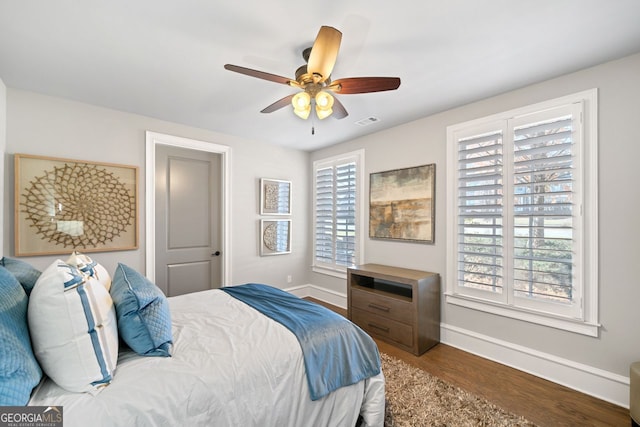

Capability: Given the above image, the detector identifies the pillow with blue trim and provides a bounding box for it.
[66,251,112,291]
[111,263,173,357]
[0,257,41,296]
[0,266,43,405]
[28,260,118,393]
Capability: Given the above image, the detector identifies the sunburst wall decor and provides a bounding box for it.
[15,154,138,256]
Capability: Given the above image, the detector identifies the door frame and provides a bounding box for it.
[145,131,231,286]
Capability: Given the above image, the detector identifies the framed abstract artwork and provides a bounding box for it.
[260,219,291,256]
[14,154,139,256]
[369,163,435,244]
[260,178,291,215]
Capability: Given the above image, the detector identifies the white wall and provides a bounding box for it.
[3,89,310,289]
[310,52,640,406]
[0,78,5,256]
[3,52,638,406]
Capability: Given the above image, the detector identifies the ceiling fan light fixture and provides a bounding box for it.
[315,106,333,120]
[315,91,333,108]
[315,91,334,120]
[224,26,401,122]
[292,92,311,119]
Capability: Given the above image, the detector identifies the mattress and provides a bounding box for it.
[28,288,385,426]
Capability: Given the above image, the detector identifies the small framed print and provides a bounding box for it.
[260,178,291,215]
[260,219,291,256]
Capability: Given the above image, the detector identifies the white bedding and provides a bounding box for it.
[28,289,385,427]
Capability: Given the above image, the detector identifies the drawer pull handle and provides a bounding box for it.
[368,303,390,312]
[368,323,390,333]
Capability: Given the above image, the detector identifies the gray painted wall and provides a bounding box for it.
[2,52,638,393]
[0,78,5,255]
[310,52,640,378]
[3,89,310,289]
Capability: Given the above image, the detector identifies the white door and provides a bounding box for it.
[154,145,222,296]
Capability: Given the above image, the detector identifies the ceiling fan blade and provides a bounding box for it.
[224,64,294,86]
[307,26,342,83]
[261,94,295,113]
[331,96,348,119]
[329,77,401,94]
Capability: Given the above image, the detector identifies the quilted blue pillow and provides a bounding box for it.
[111,263,173,357]
[0,257,41,296]
[0,266,43,405]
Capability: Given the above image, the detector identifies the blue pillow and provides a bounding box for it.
[0,257,41,296]
[0,266,43,405]
[111,263,173,357]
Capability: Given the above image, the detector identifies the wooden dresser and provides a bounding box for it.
[347,263,440,355]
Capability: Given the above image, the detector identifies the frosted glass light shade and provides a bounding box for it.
[292,92,311,119]
[315,91,334,119]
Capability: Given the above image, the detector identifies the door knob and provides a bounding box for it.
[212,251,221,257]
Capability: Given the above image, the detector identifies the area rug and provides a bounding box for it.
[381,352,536,427]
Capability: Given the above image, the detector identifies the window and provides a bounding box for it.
[446,89,598,336]
[313,150,364,277]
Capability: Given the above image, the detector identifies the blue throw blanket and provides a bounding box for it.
[221,283,381,400]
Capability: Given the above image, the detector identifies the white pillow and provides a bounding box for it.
[28,260,118,394]
[66,251,112,291]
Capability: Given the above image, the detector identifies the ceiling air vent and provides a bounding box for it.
[355,116,380,127]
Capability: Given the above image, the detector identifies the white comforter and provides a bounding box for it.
[29,289,385,427]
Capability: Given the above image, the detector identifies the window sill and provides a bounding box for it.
[312,266,347,280]
[445,293,600,337]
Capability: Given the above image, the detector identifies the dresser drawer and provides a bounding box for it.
[351,308,414,348]
[350,287,413,324]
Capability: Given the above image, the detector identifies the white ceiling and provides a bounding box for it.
[1,1,640,151]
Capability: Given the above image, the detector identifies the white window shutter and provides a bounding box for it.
[313,151,362,274]
[315,166,335,265]
[456,129,505,299]
[334,162,357,267]
[510,104,583,318]
[446,90,597,335]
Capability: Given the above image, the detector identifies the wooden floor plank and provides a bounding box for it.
[306,297,630,427]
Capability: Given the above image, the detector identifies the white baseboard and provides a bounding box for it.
[441,323,629,408]
[286,284,630,408]
[286,284,347,309]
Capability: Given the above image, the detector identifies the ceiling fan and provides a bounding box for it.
[224,26,401,121]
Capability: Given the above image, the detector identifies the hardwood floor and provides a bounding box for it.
[307,298,630,427]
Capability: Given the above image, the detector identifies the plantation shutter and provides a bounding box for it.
[511,109,578,306]
[314,159,358,269]
[448,90,596,333]
[456,129,505,296]
[315,166,335,264]
[335,162,357,267]
[453,103,582,314]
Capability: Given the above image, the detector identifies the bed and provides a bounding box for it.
[26,282,385,426]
